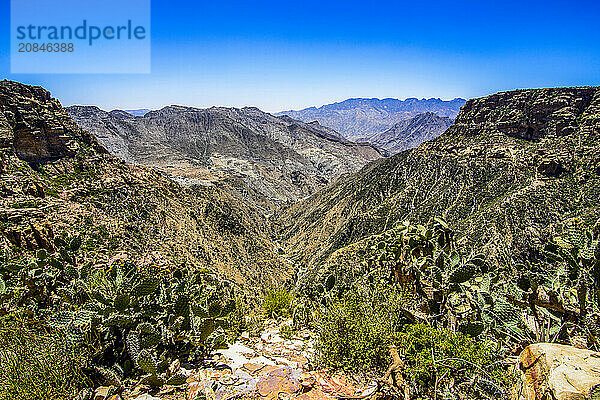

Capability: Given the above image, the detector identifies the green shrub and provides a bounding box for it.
[279,323,297,339]
[314,285,510,398]
[314,283,409,372]
[0,314,88,400]
[227,294,264,339]
[399,324,510,398]
[262,287,293,319]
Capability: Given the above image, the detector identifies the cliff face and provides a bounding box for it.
[0,81,292,289]
[447,87,600,139]
[0,81,104,163]
[67,104,382,208]
[277,87,600,283]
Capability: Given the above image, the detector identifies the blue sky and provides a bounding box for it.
[1,0,599,112]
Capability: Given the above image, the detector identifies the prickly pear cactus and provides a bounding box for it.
[0,231,237,387]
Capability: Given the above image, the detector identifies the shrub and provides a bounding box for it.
[262,287,293,319]
[0,314,88,400]
[313,285,511,398]
[314,283,409,372]
[399,324,510,398]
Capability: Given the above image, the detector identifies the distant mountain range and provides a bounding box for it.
[358,112,454,155]
[277,97,466,140]
[124,108,152,117]
[67,105,382,208]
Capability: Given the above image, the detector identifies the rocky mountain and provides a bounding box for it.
[0,81,292,288]
[277,87,600,283]
[67,105,382,208]
[358,112,454,155]
[124,108,152,117]
[277,97,465,140]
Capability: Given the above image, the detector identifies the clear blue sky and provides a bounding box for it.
[1,0,599,112]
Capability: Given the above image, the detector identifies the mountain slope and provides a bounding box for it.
[277,97,465,140]
[0,81,291,288]
[277,87,600,282]
[359,112,454,155]
[67,105,382,207]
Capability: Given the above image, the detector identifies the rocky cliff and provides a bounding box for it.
[277,97,465,140]
[67,105,382,207]
[0,81,105,163]
[0,81,291,288]
[358,112,454,155]
[277,87,600,282]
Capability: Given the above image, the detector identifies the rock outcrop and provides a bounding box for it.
[447,87,600,139]
[277,97,465,140]
[0,81,103,163]
[514,343,600,400]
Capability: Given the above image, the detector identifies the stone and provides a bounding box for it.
[514,343,600,400]
[295,388,335,400]
[244,362,266,373]
[93,387,114,400]
[537,158,562,176]
[256,367,301,398]
[312,371,355,396]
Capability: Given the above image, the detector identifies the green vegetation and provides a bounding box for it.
[0,314,88,400]
[9,200,39,209]
[0,231,236,395]
[398,324,509,398]
[313,282,509,398]
[309,216,600,398]
[262,287,294,319]
[314,283,408,371]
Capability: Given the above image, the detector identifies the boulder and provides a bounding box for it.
[514,343,600,400]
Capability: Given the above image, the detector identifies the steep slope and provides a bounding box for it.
[277,87,600,282]
[277,97,465,140]
[0,81,291,288]
[359,112,454,155]
[67,105,382,207]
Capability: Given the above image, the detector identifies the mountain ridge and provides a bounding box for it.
[67,104,383,208]
[277,97,466,139]
[358,112,454,155]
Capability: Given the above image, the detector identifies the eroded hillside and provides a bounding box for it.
[358,112,454,155]
[0,81,292,289]
[67,105,382,209]
[277,87,600,283]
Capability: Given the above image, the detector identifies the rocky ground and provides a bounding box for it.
[91,321,379,400]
